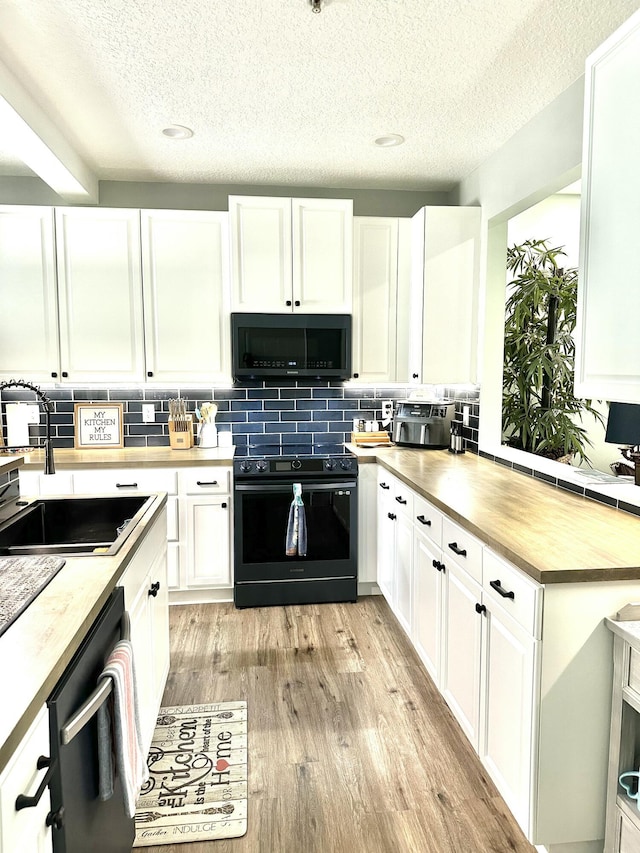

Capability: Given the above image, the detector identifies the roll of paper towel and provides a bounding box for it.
[6,403,33,447]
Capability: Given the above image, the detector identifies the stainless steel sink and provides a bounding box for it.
[0,494,154,557]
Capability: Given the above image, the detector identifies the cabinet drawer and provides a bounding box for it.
[178,468,230,494]
[482,548,542,638]
[390,479,414,519]
[618,808,640,853]
[413,494,442,546]
[442,517,482,584]
[74,467,177,495]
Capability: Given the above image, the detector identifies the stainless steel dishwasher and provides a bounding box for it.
[47,586,135,853]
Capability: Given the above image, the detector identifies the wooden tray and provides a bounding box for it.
[351,431,393,446]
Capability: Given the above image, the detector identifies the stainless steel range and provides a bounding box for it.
[233,445,358,608]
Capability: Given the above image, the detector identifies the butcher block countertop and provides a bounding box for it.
[0,492,167,774]
[19,445,235,469]
[0,454,24,475]
[348,445,640,585]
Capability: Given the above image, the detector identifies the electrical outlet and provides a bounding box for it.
[381,400,394,420]
[24,404,40,424]
[142,403,156,423]
[462,405,470,427]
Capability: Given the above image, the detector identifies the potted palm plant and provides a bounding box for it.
[502,238,603,464]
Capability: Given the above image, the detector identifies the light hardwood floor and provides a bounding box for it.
[143,596,536,853]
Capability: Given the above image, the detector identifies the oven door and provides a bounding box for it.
[234,480,357,583]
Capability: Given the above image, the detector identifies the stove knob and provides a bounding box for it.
[256,460,268,472]
[292,459,302,470]
[239,461,252,473]
[339,458,353,470]
[325,458,337,471]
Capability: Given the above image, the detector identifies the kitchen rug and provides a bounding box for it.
[0,556,66,638]
[133,701,248,847]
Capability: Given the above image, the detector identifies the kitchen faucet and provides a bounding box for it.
[0,379,55,474]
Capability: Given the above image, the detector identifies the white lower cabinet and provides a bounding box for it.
[376,470,397,604]
[394,512,413,636]
[118,510,170,758]
[441,558,484,748]
[0,706,52,853]
[178,468,232,590]
[480,599,537,838]
[182,494,231,587]
[412,528,445,686]
[376,468,414,622]
[356,463,378,585]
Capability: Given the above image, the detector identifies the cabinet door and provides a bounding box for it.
[183,494,231,587]
[0,206,59,383]
[0,706,52,853]
[410,206,481,385]
[357,463,378,584]
[229,196,292,312]
[127,576,154,755]
[141,210,231,383]
[148,547,170,725]
[395,511,413,636]
[480,602,538,839]
[55,207,145,382]
[412,529,444,686]
[376,476,396,606]
[575,10,640,402]
[352,217,398,382]
[292,198,353,313]
[441,559,483,749]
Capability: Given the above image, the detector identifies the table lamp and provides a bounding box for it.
[605,402,640,485]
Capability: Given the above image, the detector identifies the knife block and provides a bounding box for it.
[169,415,194,449]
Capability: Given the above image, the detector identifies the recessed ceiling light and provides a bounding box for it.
[374,134,405,148]
[162,125,194,139]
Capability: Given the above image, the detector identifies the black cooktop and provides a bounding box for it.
[234,442,356,478]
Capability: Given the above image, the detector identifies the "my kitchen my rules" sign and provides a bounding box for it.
[74,402,124,448]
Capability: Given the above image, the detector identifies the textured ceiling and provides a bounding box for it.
[0,0,639,191]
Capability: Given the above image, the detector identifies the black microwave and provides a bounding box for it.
[231,313,352,380]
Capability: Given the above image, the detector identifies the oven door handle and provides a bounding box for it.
[235,481,357,493]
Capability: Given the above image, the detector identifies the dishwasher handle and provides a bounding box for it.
[60,610,131,746]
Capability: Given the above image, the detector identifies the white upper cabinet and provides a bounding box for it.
[229,195,353,313]
[0,206,60,383]
[55,207,145,383]
[291,198,353,313]
[141,209,231,384]
[575,9,640,402]
[409,206,481,385]
[352,217,400,383]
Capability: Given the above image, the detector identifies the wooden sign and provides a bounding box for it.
[74,403,124,449]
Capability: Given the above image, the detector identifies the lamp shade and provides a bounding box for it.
[605,402,640,445]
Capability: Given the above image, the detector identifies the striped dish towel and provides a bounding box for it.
[97,639,149,818]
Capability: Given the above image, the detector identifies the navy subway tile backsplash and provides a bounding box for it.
[0,382,481,452]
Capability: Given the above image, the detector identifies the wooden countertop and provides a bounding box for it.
[18,445,235,469]
[0,492,167,773]
[0,454,24,476]
[349,445,640,585]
